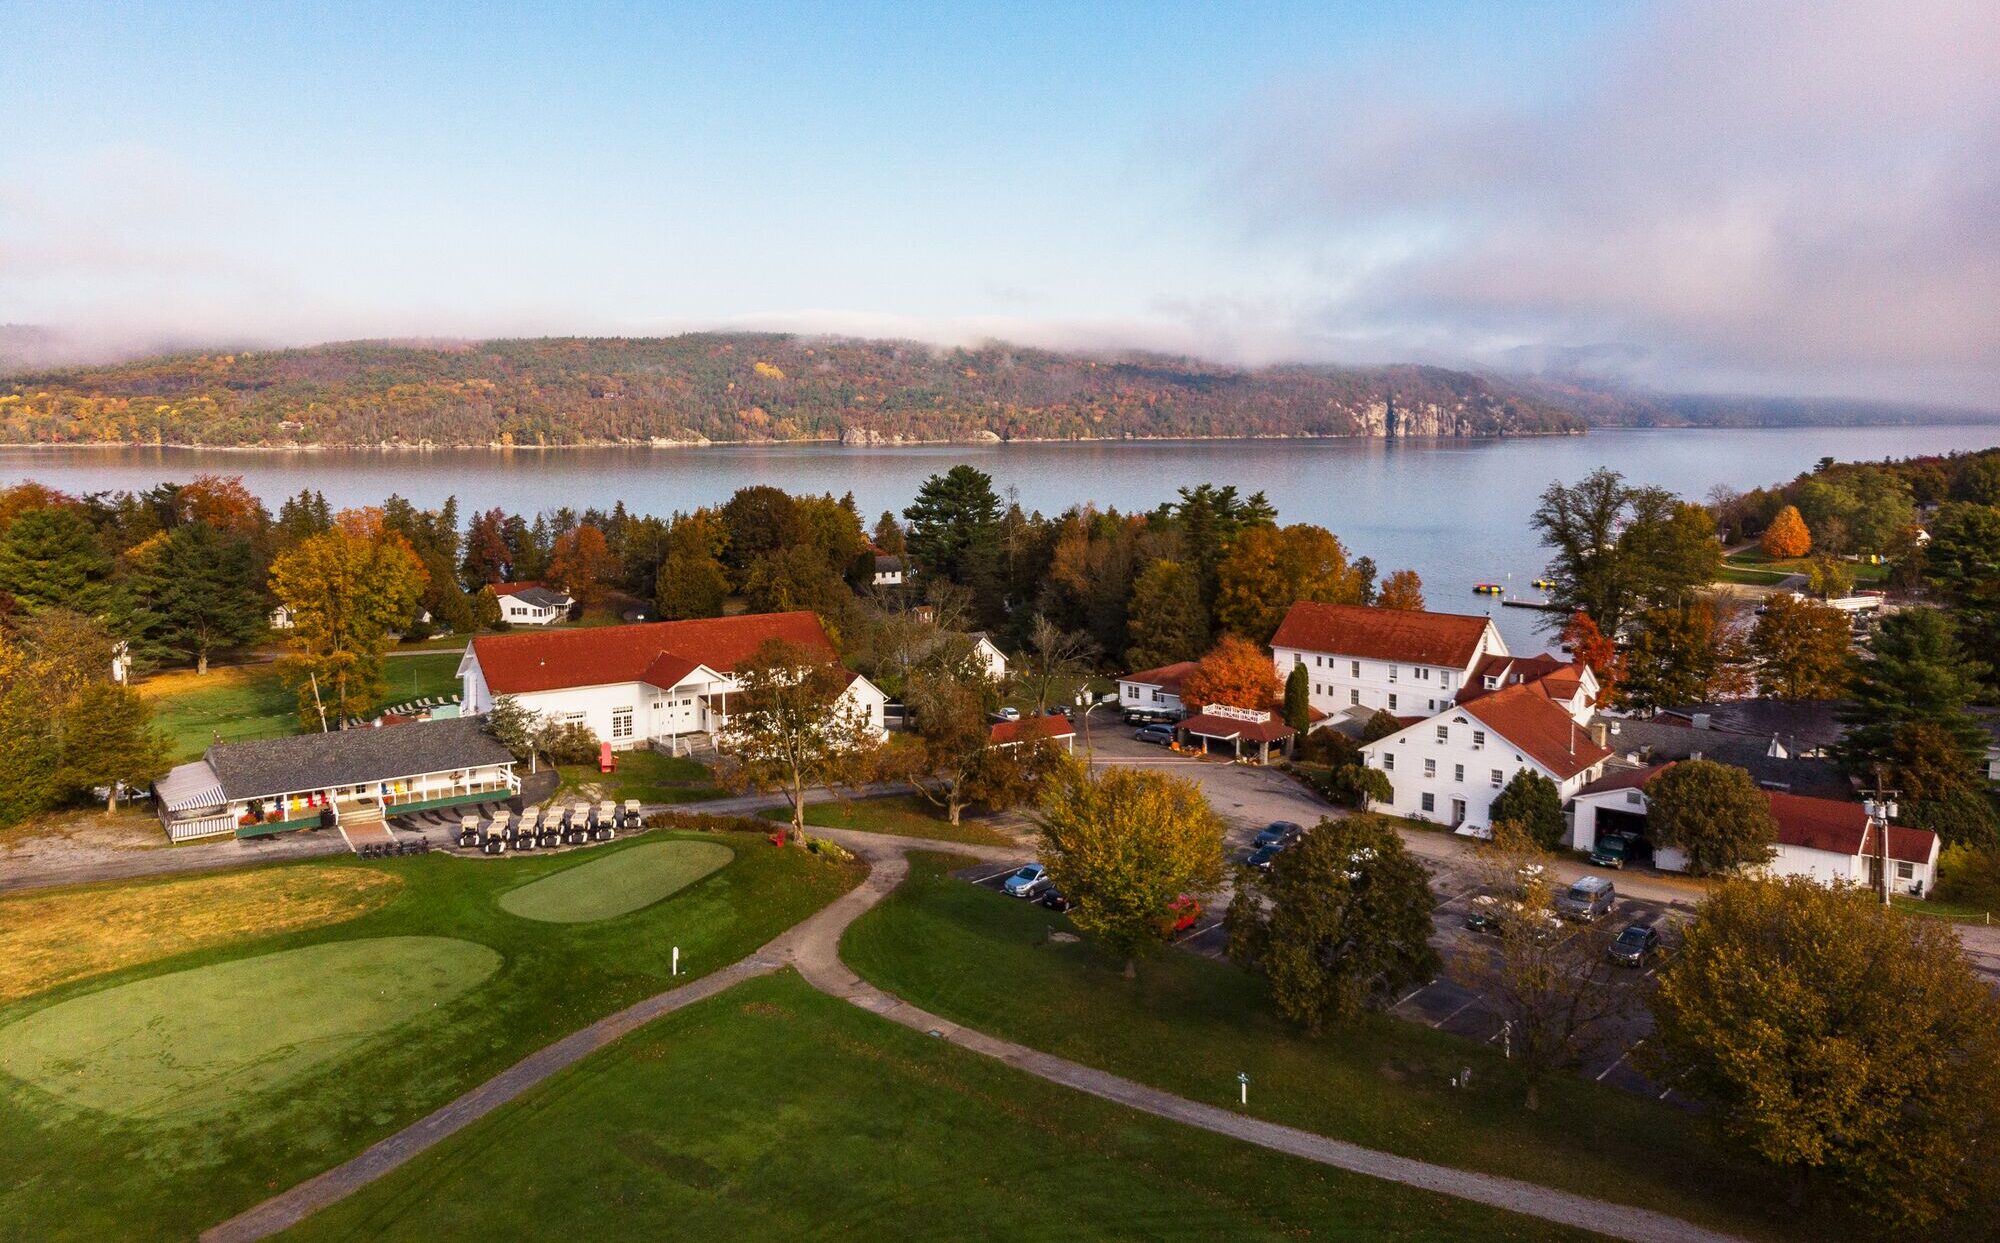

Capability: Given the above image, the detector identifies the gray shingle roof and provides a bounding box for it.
[508,587,570,609]
[1596,716,1854,800]
[204,716,514,800]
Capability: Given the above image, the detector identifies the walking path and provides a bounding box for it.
[202,828,1743,1243]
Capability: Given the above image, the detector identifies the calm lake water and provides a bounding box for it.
[5,424,1997,652]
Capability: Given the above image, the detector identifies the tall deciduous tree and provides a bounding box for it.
[655,548,730,620]
[1644,759,1777,875]
[1123,558,1209,671]
[56,683,168,810]
[1760,504,1812,558]
[1180,635,1282,712]
[1646,876,2000,1226]
[1376,569,1425,610]
[1619,599,1749,711]
[1558,611,1622,706]
[1531,470,1719,638]
[1489,769,1565,849]
[1748,594,1850,698]
[1214,523,1365,642]
[548,523,619,605]
[1036,763,1226,978]
[129,522,264,674]
[1226,814,1438,1033]
[1020,613,1096,713]
[269,528,428,726]
[718,638,880,838]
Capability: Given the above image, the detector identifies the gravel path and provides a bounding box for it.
[202,827,1744,1243]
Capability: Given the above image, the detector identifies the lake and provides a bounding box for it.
[5,424,1997,652]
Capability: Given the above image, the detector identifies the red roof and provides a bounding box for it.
[1457,654,1587,706]
[988,716,1075,746]
[492,581,562,597]
[1578,762,1672,796]
[1179,710,1295,744]
[1579,767,1937,866]
[1271,603,1492,668]
[471,612,834,694]
[1460,684,1612,780]
[1123,660,1197,693]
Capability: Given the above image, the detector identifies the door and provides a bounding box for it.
[1451,797,1466,827]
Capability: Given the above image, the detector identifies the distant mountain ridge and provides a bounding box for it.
[0,333,1988,448]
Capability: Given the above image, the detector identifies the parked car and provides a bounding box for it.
[1465,893,1561,940]
[1133,723,1176,746]
[1253,821,1304,850]
[1556,875,1617,923]
[1002,863,1050,898]
[1606,922,1661,967]
[1159,894,1202,936]
[1246,844,1281,871]
[1590,829,1643,869]
[1043,705,1073,719]
[1039,888,1074,912]
[991,707,1022,722]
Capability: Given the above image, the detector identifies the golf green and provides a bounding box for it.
[499,840,734,923]
[0,936,500,1121]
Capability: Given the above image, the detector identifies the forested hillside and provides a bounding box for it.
[0,334,1584,447]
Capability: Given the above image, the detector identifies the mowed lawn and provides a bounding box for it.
[761,793,1019,847]
[0,829,861,1240]
[554,749,723,805]
[840,854,1884,1243]
[140,652,467,762]
[375,651,465,707]
[285,971,1596,1243]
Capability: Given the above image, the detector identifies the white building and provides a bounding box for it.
[458,611,887,751]
[872,554,905,587]
[493,583,574,626]
[1358,670,1609,834]
[1118,660,1197,719]
[1270,603,1508,720]
[1570,764,1940,897]
[970,633,1009,683]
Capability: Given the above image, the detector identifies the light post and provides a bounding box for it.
[1074,691,1106,758]
[1236,1071,1249,1106]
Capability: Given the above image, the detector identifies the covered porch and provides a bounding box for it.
[1177,706,1296,764]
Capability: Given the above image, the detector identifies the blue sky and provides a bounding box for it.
[3,2,1996,405]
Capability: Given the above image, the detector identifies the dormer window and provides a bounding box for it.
[1483,675,1499,690]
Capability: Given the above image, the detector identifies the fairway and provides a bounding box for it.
[0,937,499,1120]
[499,840,734,923]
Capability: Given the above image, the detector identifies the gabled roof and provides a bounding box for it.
[873,554,904,572]
[1271,603,1493,668]
[1596,717,1855,799]
[1576,766,1935,865]
[1459,683,1613,780]
[1179,710,1296,744]
[1457,654,1588,706]
[202,716,514,801]
[1577,762,1671,796]
[1656,699,1846,751]
[1121,660,1197,693]
[492,581,572,602]
[988,716,1075,746]
[471,611,835,695]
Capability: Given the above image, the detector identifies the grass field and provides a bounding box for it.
[286,971,1595,1243]
[139,663,301,760]
[1722,549,1889,585]
[0,937,500,1119]
[499,840,734,923]
[0,867,400,1003]
[553,749,722,805]
[373,652,465,708]
[0,829,861,1239]
[839,853,1883,1243]
[760,793,1018,847]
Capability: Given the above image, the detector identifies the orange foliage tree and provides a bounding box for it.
[177,474,265,537]
[1180,635,1283,712]
[1760,505,1812,559]
[1559,611,1623,706]
[550,524,619,604]
[1377,569,1425,610]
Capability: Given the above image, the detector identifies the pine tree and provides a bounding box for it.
[131,522,264,674]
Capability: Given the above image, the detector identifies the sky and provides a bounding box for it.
[2,0,1996,406]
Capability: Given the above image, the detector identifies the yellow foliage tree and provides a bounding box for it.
[270,530,428,725]
[1760,505,1812,559]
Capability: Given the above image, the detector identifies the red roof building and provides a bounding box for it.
[1272,602,1496,668]
[988,716,1076,750]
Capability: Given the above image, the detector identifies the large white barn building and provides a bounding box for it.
[1270,602,1508,720]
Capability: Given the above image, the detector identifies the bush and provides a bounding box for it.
[538,721,601,765]
[1934,844,2000,911]
[403,619,435,642]
[1323,763,1393,807]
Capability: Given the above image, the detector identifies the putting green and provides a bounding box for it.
[0,936,499,1121]
[499,840,734,923]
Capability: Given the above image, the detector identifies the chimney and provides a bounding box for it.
[1589,721,1609,747]
[1691,712,1712,730]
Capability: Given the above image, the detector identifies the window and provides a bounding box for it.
[611,708,634,740]
[1483,675,1499,690]
[1381,752,1395,771]
[1472,729,1486,750]
[1415,667,1431,682]
[1421,793,1435,813]
[1388,666,1398,683]
[1626,791,1644,806]
[1387,694,1398,710]
[1441,671,1453,689]
[1897,861,1914,880]
[1293,653,1304,665]
[1350,689,1360,706]
[1125,684,1138,699]
[1316,655,1323,667]
[1454,764,1465,782]
[1350,660,1360,677]
[1435,724,1449,743]
[1491,769,1503,787]
[1423,758,1436,778]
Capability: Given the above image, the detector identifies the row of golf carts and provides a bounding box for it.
[458,800,643,854]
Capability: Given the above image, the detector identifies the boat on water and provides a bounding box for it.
[1532,577,1556,590]
[1473,583,1503,595]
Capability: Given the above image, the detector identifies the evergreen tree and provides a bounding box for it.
[1123,559,1208,670]
[1283,661,1311,731]
[56,683,167,811]
[903,466,1003,618]
[1838,609,1989,783]
[130,522,264,674]
[1489,769,1565,848]
[655,548,730,620]
[0,507,116,616]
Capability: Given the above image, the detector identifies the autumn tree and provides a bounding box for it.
[128,522,265,674]
[1214,523,1365,642]
[1489,769,1565,849]
[743,544,851,618]
[548,523,619,605]
[1123,558,1209,670]
[1619,599,1750,711]
[718,638,880,839]
[1748,594,1850,698]
[1804,554,1853,599]
[1557,611,1621,706]
[461,507,511,585]
[1760,504,1812,558]
[1036,763,1226,978]
[656,548,730,620]
[1645,759,1777,875]
[900,649,1009,825]
[268,528,428,726]
[56,683,168,811]
[1020,613,1096,713]
[1531,470,1720,638]
[1226,814,1438,1033]
[1376,569,1425,610]
[1646,876,2000,1226]
[174,474,266,538]
[1181,635,1282,712]
[1461,822,1632,1110]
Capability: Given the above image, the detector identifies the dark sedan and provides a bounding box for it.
[1606,922,1661,967]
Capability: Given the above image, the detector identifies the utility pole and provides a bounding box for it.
[1861,765,1899,908]
[308,670,329,734]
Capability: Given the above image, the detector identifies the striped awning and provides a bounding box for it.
[156,760,228,813]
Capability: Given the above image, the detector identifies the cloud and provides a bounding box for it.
[1210,0,2000,405]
